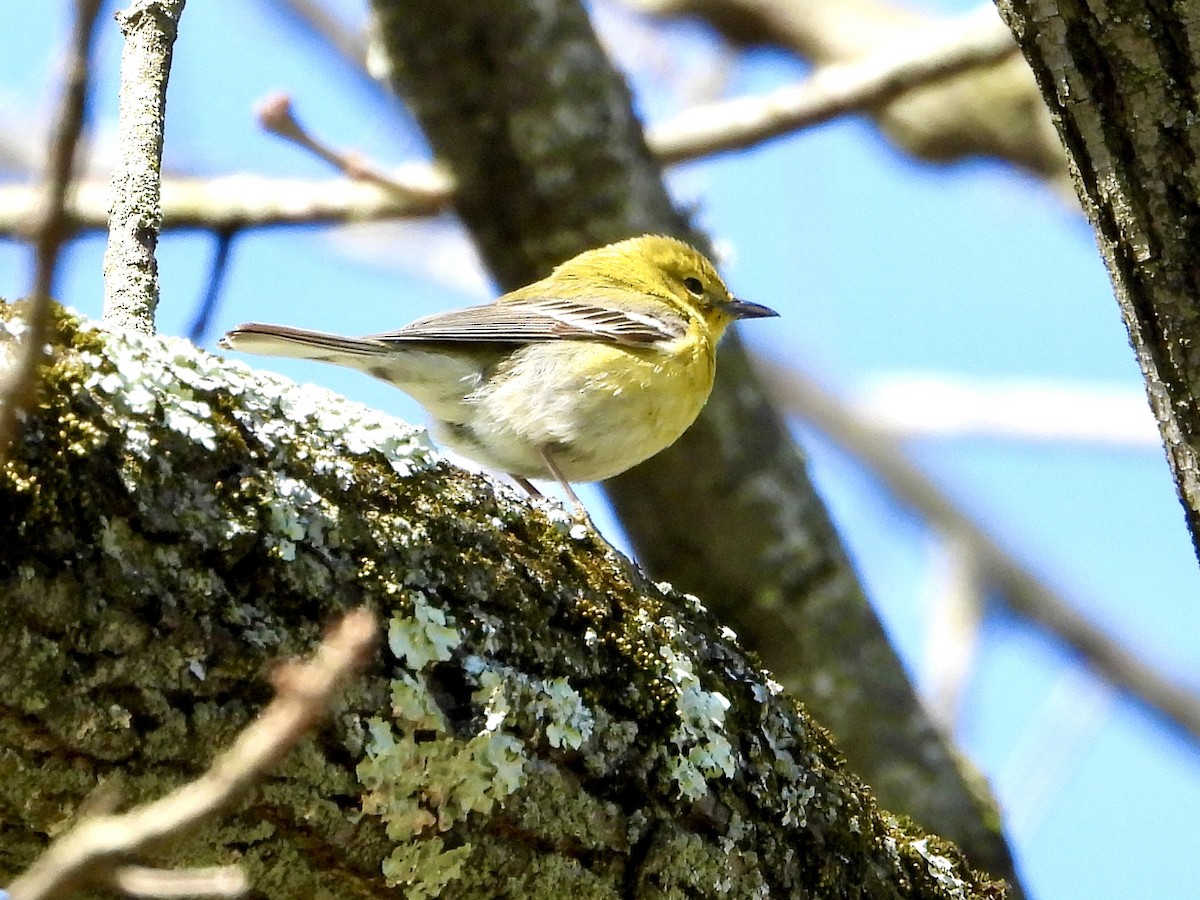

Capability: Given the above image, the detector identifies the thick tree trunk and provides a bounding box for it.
[998,0,1200,557]
[0,304,1004,898]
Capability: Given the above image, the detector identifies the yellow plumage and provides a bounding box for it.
[220,234,777,511]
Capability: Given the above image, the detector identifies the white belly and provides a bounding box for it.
[431,336,714,482]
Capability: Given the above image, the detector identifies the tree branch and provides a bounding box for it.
[0,0,102,456]
[0,302,1005,899]
[648,5,1020,163]
[630,0,1068,180]
[758,359,1200,743]
[0,170,453,235]
[6,610,376,900]
[0,7,1044,239]
[101,0,186,333]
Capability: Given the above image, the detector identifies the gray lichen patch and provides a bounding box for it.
[0,302,1006,898]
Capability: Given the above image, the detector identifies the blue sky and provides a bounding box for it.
[4,3,1200,897]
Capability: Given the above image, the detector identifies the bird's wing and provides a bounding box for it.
[370,297,688,348]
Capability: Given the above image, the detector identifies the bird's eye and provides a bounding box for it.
[683,276,704,297]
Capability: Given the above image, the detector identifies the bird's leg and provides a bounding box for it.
[537,447,591,524]
[510,475,544,499]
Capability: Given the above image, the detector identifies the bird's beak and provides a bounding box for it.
[728,298,780,319]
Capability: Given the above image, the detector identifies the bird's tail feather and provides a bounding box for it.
[219,323,387,362]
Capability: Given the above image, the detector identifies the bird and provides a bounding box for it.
[220,234,777,516]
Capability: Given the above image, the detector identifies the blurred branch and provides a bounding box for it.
[628,0,1069,182]
[0,0,102,456]
[266,0,369,71]
[101,0,187,333]
[0,170,453,234]
[186,228,237,342]
[112,865,247,899]
[851,374,1157,448]
[6,609,377,900]
[758,358,1200,743]
[255,92,444,205]
[649,5,1018,163]
[25,0,100,301]
[0,5,1043,239]
[919,537,985,732]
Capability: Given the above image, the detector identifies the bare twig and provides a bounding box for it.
[757,358,1200,743]
[851,375,1158,448]
[919,537,985,731]
[266,0,370,72]
[647,5,1019,163]
[186,229,237,342]
[256,92,449,206]
[0,0,103,456]
[113,864,247,899]
[6,609,377,900]
[101,0,186,333]
[259,10,1018,193]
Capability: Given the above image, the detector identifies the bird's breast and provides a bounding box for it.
[450,327,717,482]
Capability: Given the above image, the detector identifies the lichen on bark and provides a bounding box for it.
[0,301,1005,898]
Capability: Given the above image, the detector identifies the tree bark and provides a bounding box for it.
[368,0,1021,889]
[996,0,1200,558]
[0,303,1005,898]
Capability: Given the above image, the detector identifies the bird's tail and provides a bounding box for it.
[220,322,486,419]
[220,323,388,363]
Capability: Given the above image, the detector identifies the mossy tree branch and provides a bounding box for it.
[0,303,1005,898]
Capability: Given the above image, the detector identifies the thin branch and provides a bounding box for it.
[186,228,237,343]
[101,0,187,333]
[919,536,985,732]
[265,0,370,72]
[113,865,247,899]
[756,358,1200,743]
[647,5,1019,163]
[261,11,1019,194]
[629,0,1068,180]
[0,170,453,234]
[27,0,102,300]
[850,374,1158,448]
[6,609,377,900]
[0,0,103,456]
[255,92,444,203]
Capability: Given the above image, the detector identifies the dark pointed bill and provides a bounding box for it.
[728,299,780,319]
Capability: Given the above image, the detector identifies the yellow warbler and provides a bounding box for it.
[220,234,777,512]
